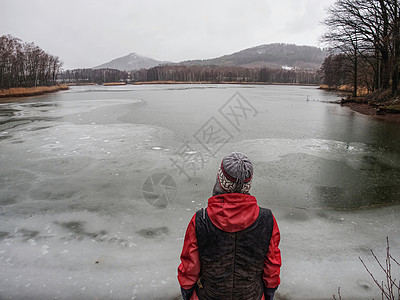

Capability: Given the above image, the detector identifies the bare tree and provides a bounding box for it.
[359,238,400,300]
[321,0,400,95]
[0,35,63,89]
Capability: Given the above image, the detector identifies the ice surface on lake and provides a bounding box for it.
[1,85,399,299]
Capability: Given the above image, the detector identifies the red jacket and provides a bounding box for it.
[178,193,281,299]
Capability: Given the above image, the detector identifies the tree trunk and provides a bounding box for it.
[353,47,358,97]
[392,0,399,95]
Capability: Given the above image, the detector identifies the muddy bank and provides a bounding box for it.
[341,101,400,123]
[320,85,400,123]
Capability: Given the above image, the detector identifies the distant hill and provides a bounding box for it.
[180,43,328,70]
[93,52,171,71]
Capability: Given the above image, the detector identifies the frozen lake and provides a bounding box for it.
[0,84,399,299]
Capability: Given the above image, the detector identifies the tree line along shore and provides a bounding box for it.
[0,34,68,99]
[58,65,321,86]
[320,0,400,119]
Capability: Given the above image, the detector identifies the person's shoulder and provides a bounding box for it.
[258,207,275,224]
[194,207,207,219]
[258,206,272,215]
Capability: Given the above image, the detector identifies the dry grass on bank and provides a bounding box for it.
[338,84,369,96]
[0,85,69,98]
[320,84,370,97]
[103,82,127,86]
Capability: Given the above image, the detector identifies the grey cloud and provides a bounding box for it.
[0,0,336,69]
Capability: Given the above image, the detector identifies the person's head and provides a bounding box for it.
[212,152,253,196]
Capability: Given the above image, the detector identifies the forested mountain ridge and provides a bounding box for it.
[180,43,328,70]
[94,44,328,72]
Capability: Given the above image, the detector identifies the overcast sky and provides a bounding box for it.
[1,0,336,69]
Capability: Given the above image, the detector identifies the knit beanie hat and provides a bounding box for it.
[212,152,253,195]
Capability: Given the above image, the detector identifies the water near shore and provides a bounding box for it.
[1,84,399,299]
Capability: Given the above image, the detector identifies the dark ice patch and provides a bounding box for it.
[0,135,11,140]
[283,210,310,222]
[26,102,58,108]
[11,139,24,144]
[136,227,169,239]
[316,184,400,209]
[0,195,17,206]
[315,186,345,207]
[30,185,79,201]
[314,211,343,223]
[28,126,52,131]
[0,231,10,240]
[355,245,372,256]
[0,119,32,131]
[357,279,372,290]
[0,117,58,132]
[59,221,86,235]
[0,108,20,117]
[358,155,394,172]
[56,221,108,242]
[17,228,39,240]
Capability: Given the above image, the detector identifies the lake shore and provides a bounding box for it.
[132,80,318,86]
[0,85,69,99]
[320,85,400,123]
[341,101,400,123]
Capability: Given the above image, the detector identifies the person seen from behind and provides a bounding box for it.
[177,152,281,300]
